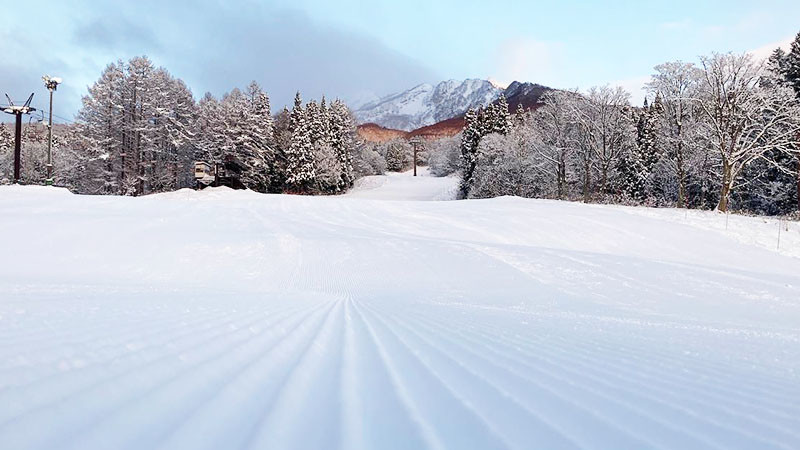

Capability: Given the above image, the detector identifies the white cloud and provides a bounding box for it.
[487,77,508,90]
[610,76,650,106]
[749,36,794,61]
[490,38,564,86]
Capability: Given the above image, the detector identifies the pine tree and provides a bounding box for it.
[491,95,511,135]
[514,103,526,125]
[77,56,196,195]
[306,100,323,145]
[270,106,292,192]
[0,124,14,183]
[768,49,789,85]
[767,35,800,213]
[319,96,330,144]
[220,81,276,192]
[459,108,481,197]
[636,97,661,172]
[783,32,800,211]
[273,106,292,155]
[621,97,662,201]
[195,92,226,164]
[285,92,316,193]
[147,69,196,192]
[329,100,355,192]
[458,96,513,198]
[784,31,800,97]
[77,61,126,194]
[617,150,648,202]
[122,56,156,195]
[219,87,246,179]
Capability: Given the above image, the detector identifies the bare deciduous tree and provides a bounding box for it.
[696,52,800,211]
[647,61,704,208]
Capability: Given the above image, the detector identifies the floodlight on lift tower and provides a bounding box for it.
[2,93,37,183]
[43,76,62,185]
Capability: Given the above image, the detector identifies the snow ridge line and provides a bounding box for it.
[401,307,763,449]
[349,301,448,450]
[0,301,315,427]
[70,300,334,449]
[339,299,363,450]
[236,299,343,450]
[151,299,338,450]
[0,300,324,449]
[368,303,671,449]
[0,302,275,390]
[400,308,799,448]
[357,302,524,450]
[487,304,799,401]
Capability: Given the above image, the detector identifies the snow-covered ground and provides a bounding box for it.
[1,171,799,449]
[346,167,458,201]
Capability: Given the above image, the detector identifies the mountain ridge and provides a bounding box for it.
[356,80,554,142]
[355,79,502,131]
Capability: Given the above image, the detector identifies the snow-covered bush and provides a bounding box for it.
[352,142,386,177]
[428,134,461,177]
[468,131,541,199]
[384,139,412,172]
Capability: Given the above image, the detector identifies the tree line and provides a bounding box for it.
[0,56,382,195]
[435,36,800,214]
[4,38,800,217]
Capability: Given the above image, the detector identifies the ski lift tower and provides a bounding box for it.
[409,136,424,177]
[2,93,36,183]
[42,76,62,185]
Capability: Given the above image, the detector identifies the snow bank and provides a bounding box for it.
[608,203,800,259]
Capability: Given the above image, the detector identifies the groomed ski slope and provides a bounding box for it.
[1,169,799,450]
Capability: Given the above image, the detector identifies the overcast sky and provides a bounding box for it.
[2,0,799,122]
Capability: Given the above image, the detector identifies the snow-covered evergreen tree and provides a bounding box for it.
[319,96,331,144]
[329,100,356,192]
[237,81,276,192]
[514,103,527,125]
[384,139,412,172]
[306,100,323,145]
[784,32,800,97]
[779,34,800,213]
[77,61,126,193]
[194,92,226,165]
[78,56,195,195]
[0,124,15,183]
[459,108,481,197]
[621,96,662,201]
[489,95,511,135]
[270,106,291,192]
[286,92,316,193]
[458,96,513,197]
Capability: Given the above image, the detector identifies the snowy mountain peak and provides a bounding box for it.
[356,79,502,131]
[487,77,508,90]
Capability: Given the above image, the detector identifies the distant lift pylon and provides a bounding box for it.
[2,93,36,183]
